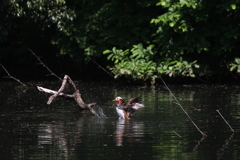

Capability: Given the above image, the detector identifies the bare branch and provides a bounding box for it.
[160,76,207,138]
[47,75,68,104]
[37,86,74,98]
[0,63,28,88]
[173,101,181,106]
[38,75,97,115]
[216,110,234,132]
[64,74,78,91]
[173,131,183,139]
[28,48,62,81]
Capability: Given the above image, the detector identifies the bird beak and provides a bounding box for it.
[113,99,117,101]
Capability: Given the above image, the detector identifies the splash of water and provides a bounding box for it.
[92,105,107,118]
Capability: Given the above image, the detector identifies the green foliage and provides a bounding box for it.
[2,0,240,82]
[104,44,157,83]
[229,58,240,73]
[104,0,240,82]
[104,44,200,84]
[151,0,240,60]
[49,0,159,59]
[1,0,159,68]
[0,0,75,41]
[157,59,199,77]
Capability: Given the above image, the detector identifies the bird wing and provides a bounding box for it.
[122,96,144,116]
[125,96,142,107]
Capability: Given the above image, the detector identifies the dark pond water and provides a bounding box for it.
[0,80,239,160]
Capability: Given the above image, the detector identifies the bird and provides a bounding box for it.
[113,96,144,119]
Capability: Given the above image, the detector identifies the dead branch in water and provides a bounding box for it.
[160,77,207,138]
[173,131,183,139]
[0,63,28,88]
[37,86,74,98]
[216,110,234,132]
[38,75,97,115]
[28,49,97,115]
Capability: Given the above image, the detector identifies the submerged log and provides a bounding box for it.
[37,75,96,115]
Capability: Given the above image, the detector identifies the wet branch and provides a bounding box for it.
[37,86,73,98]
[160,77,207,138]
[47,75,68,104]
[0,63,28,88]
[38,75,97,115]
[28,49,97,115]
[216,110,234,132]
[173,131,183,139]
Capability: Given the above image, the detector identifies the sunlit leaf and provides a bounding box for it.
[103,50,112,54]
[235,58,240,64]
[231,4,236,10]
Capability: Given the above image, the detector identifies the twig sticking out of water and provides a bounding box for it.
[216,110,234,132]
[160,77,207,138]
[173,131,183,139]
[0,63,28,88]
[28,48,62,81]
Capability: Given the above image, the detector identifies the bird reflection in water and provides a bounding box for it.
[114,119,145,146]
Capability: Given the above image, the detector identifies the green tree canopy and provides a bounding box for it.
[105,0,240,83]
[0,0,159,67]
[1,0,240,83]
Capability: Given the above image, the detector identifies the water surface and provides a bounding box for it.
[0,81,239,160]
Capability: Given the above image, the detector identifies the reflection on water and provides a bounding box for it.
[0,81,240,160]
[114,119,144,146]
[216,132,235,160]
[38,123,70,159]
[37,117,107,159]
[38,124,53,145]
